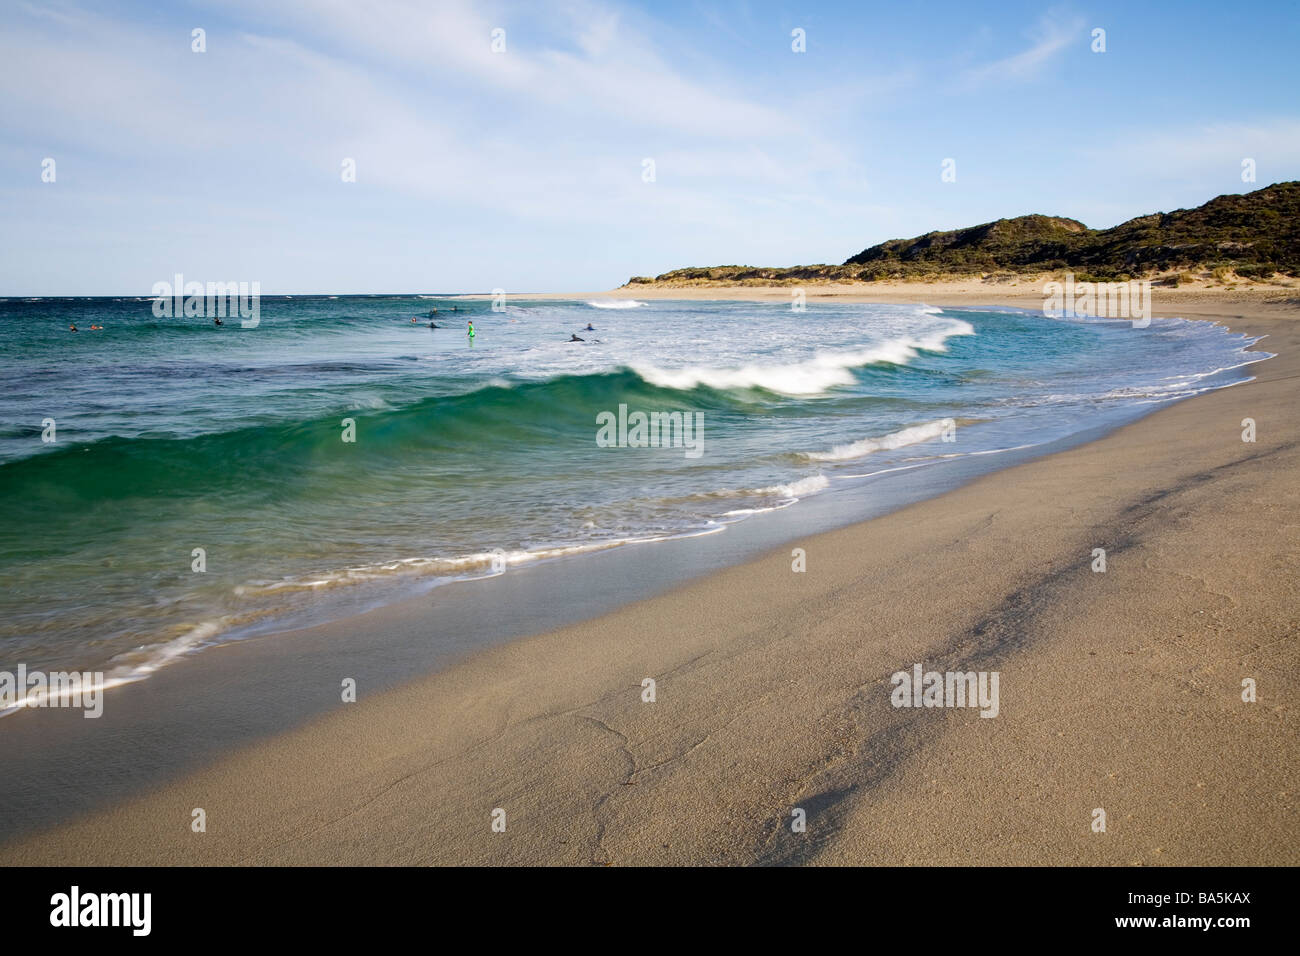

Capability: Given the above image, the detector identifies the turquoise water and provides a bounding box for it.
[0,295,1267,692]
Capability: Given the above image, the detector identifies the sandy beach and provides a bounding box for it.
[1,286,1294,867]
[531,273,1300,315]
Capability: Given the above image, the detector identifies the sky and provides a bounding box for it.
[2,0,1299,295]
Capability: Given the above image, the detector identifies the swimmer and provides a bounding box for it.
[569,333,585,342]
[585,323,595,331]
[214,318,223,327]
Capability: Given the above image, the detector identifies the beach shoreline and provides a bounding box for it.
[472,274,1300,315]
[2,290,1295,866]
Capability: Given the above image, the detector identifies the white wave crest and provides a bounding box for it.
[586,299,646,309]
[754,474,831,498]
[805,419,956,462]
[632,320,973,396]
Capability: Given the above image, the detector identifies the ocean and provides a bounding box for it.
[0,294,1268,702]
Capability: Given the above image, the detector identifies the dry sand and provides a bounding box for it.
[3,290,1296,866]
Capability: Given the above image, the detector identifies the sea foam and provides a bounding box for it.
[632,320,974,396]
[804,419,957,462]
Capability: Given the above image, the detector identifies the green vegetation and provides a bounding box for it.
[627,182,1300,286]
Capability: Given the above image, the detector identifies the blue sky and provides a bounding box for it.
[2,0,1298,294]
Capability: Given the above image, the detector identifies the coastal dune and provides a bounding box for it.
[2,298,1296,867]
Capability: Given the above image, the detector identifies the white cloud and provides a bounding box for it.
[1092,119,1300,177]
[964,12,1084,86]
[214,0,796,138]
[0,0,857,230]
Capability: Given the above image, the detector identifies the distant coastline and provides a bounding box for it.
[617,182,1300,294]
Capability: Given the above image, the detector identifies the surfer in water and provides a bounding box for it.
[569,333,585,342]
[585,323,595,331]
[214,317,223,327]
[429,320,439,328]
[69,324,77,332]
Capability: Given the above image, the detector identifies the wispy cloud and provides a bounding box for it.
[217,0,798,138]
[1092,119,1300,173]
[0,0,875,290]
[963,11,1084,86]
